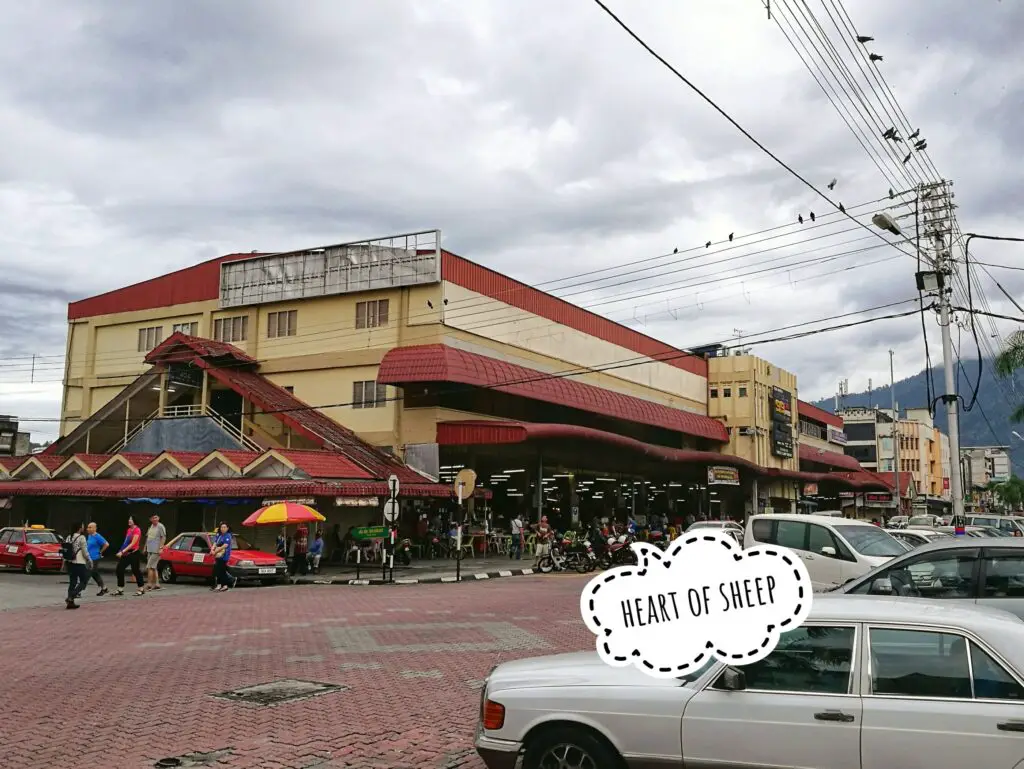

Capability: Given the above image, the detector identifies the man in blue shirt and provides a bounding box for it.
[308,530,325,574]
[85,522,109,597]
[212,523,237,592]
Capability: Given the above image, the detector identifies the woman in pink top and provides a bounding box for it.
[113,516,144,596]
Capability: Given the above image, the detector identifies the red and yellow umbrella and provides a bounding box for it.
[243,502,326,527]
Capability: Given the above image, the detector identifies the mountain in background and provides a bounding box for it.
[810,357,1024,475]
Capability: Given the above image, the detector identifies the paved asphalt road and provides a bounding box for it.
[0,569,592,768]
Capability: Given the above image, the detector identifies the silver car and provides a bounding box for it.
[475,596,1024,769]
[837,538,1024,620]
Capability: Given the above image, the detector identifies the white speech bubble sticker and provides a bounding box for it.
[581,530,812,678]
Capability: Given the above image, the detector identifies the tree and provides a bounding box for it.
[994,331,1024,422]
[987,476,1024,513]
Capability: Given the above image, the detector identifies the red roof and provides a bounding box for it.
[144,332,257,366]
[67,253,268,320]
[65,454,113,471]
[208,450,262,470]
[797,400,843,428]
[23,455,66,471]
[147,451,208,470]
[834,470,915,496]
[273,450,374,480]
[442,250,707,378]
[798,443,862,472]
[117,453,160,470]
[380,344,728,443]
[0,478,473,500]
[206,366,424,483]
[0,456,25,471]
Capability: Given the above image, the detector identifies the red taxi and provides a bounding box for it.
[157,531,287,585]
[0,525,65,574]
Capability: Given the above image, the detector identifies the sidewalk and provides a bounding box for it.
[84,553,541,585]
[296,554,539,585]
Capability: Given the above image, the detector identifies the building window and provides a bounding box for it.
[723,387,732,398]
[213,315,248,343]
[172,322,198,336]
[709,388,719,398]
[355,299,390,329]
[137,326,163,352]
[267,310,297,338]
[738,386,748,397]
[353,380,388,409]
[799,419,824,441]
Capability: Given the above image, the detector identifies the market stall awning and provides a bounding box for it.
[379,344,729,443]
[798,444,863,472]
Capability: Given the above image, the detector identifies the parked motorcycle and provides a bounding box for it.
[597,533,638,569]
[394,537,412,566]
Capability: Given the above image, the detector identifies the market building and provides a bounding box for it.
[0,229,887,533]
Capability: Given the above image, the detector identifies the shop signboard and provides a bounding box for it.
[707,465,741,486]
[770,386,794,458]
[352,525,388,540]
[803,483,819,496]
[864,493,893,503]
[827,426,848,445]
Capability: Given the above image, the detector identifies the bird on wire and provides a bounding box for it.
[705,240,712,248]
[882,127,896,140]
[729,232,734,241]
[908,128,921,140]
[673,247,678,254]
[869,53,883,62]
[798,213,804,224]
[914,139,928,151]
[809,212,816,222]
[888,188,895,199]
[902,152,912,164]
[838,203,845,213]
[856,35,874,43]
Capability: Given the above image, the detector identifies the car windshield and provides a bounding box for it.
[231,535,254,550]
[908,516,934,526]
[688,521,736,529]
[833,525,906,557]
[677,658,716,683]
[25,532,58,545]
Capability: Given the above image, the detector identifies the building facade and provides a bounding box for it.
[0,230,887,532]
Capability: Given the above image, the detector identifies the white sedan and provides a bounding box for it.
[475,596,1024,769]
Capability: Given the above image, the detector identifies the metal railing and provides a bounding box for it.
[108,403,261,453]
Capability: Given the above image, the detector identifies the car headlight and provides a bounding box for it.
[276,559,287,568]
[238,560,255,567]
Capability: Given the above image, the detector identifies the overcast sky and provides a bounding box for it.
[1,0,1021,443]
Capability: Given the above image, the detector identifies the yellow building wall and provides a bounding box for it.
[707,355,798,475]
[441,282,708,409]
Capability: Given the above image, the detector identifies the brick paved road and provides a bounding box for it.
[0,573,592,769]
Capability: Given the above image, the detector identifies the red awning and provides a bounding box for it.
[379,344,728,442]
[0,478,480,500]
[799,443,862,472]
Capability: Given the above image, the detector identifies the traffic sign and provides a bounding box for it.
[454,468,477,502]
[388,474,400,500]
[383,498,399,524]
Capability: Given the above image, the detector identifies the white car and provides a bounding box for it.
[475,597,1024,769]
[886,527,953,549]
[685,520,743,543]
[744,513,906,591]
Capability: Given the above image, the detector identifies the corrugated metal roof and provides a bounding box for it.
[798,443,863,472]
[379,344,728,442]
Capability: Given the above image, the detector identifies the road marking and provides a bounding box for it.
[400,670,444,679]
[338,662,383,670]
[280,622,312,628]
[238,628,271,635]
[190,634,228,641]
[138,641,176,648]
[233,649,272,657]
[286,654,325,663]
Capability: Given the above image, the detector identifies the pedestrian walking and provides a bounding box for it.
[141,514,167,595]
[211,522,237,592]
[85,522,109,596]
[533,515,553,568]
[64,522,91,610]
[509,513,523,560]
[114,515,144,596]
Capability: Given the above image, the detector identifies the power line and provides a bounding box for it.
[13,300,925,425]
[589,0,915,259]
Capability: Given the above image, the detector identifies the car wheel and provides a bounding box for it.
[524,726,622,769]
[159,562,176,584]
[23,556,36,575]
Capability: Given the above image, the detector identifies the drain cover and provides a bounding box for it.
[213,679,346,706]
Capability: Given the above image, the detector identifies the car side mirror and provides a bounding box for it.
[717,667,747,691]
[868,577,894,595]
[820,545,837,557]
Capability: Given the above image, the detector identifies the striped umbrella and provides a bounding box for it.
[243,502,326,527]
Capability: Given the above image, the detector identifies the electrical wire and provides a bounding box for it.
[13,300,927,425]
[589,0,915,259]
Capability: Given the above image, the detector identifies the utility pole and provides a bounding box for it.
[889,350,902,515]
[920,180,965,525]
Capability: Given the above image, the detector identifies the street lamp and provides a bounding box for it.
[871,211,902,236]
[914,270,945,293]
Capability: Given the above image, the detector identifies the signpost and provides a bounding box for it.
[385,474,400,583]
[453,468,477,583]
